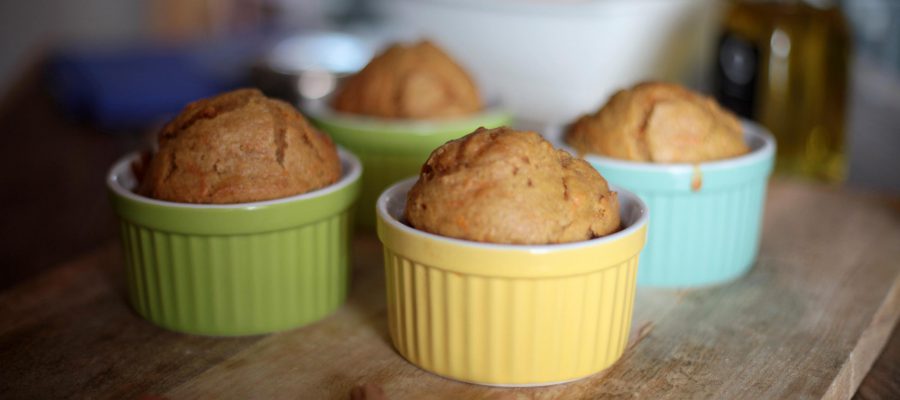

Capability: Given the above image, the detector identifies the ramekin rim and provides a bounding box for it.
[303,101,511,129]
[376,177,649,252]
[106,147,362,210]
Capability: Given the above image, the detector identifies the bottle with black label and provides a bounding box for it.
[714,0,850,182]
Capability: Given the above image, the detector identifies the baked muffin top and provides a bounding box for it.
[565,82,748,163]
[405,126,620,245]
[332,41,482,119]
[138,88,341,204]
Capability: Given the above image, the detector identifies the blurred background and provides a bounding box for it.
[0,0,898,288]
[0,1,896,185]
[1,0,898,192]
[1,2,898,397]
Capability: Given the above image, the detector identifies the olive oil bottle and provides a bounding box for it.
[714,0,850,182]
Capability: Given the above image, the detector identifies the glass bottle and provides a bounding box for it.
[714,0,851,182]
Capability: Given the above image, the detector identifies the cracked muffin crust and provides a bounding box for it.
[405,127,620,245]
[332,41,482,119]
[565,82,749,163]
[138,88,341,204]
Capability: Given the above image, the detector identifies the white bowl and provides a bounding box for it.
[378,0,722,125]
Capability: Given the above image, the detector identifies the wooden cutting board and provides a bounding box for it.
[1,180,898,399]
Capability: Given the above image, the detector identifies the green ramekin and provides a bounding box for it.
[554,122,776,288]
[306,105,512,228]
[106,149,361,336]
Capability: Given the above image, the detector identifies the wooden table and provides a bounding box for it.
[1,67,899,399]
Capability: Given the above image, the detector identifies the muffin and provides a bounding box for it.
[331,40,482,119]
[555,82,776,287]
[139,88,341,204]
[566,82,748,163]
[405,126,620,245]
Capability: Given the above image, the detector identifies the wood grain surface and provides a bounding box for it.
[1,180,898,399]
[855,321,900,399]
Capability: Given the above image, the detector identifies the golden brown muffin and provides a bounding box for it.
[139,88,341,204]
[566,82,748,163]
[405,127,620,245]
[332,41,482,119]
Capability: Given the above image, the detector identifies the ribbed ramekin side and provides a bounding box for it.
[636,179,768,287]
[383,249,640,386]
[118,211,351,336]
[352,151,424,228]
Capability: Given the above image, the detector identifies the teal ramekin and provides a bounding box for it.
[106,149,361,336]
[306,105,512,228]
[555,122,775,287]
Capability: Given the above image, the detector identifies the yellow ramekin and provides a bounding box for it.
[376,178,649,386]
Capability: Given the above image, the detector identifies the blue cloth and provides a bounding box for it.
[46,43,251,129]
